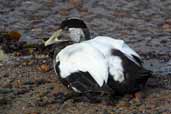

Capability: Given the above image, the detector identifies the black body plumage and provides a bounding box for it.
[107,49,151,95]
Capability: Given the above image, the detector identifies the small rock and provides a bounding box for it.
[160,39,167,44]
[37,64,49,73]
[14,80,22,88]
[15,88,30,95]
[0,96,9,105]
[112,10,128,17]
[0,88,14,94]
[59,9,69,16]
[116,100,130,109]
[0,49,8,62]
[22,60,33,66]
[162,23,171,32]
[69,0,82,8]
[34,78,50,85]
[80,10,89,16]
[3,73,9,77]
[165,19,171,24]
[24,80,34,85]
[29,112,40,114]
[54,92,65,104]
[134,92,144,102]
[103,109,110,114]
[7,31,21,41]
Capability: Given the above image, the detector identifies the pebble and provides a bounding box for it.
[0,88,14,94]
[0,96,9,105]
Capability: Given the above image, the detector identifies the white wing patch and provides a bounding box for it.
[108,56,124,82]
[86,36,142,82]
[55,36,141,86]
[87,36,141,66]
[56,43,108,87]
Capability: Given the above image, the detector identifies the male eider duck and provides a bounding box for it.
[45,17,152,101]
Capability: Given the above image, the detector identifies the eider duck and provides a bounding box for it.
[45,17,152,101]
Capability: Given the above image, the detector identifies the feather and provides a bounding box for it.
[55,42,108,87]
[86,36,141,66]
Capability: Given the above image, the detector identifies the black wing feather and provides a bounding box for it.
[110,49,151,94]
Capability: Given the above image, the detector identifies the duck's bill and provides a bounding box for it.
[44,29,63,46]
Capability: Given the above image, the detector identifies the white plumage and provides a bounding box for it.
[55,36,141,87]
[68,28,85,42]
[86,36,141,65]
[56,42,108,87]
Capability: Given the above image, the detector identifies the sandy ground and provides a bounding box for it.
[0,58,171,114]
[0,0,171,114]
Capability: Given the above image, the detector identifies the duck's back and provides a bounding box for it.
[86,36,151,95]
[86,36,142,66]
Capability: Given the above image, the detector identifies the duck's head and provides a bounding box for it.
[45,17,90,46]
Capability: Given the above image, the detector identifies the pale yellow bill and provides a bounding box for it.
[44,29,62,46]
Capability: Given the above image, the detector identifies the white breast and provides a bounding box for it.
[56,42,108,87]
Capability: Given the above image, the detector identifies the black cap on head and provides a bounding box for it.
[60,18,88,29]
[60,17,90,40]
